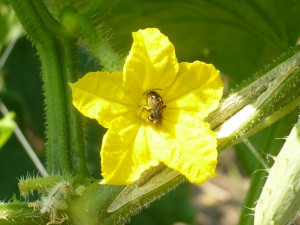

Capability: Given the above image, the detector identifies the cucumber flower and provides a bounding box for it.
[71,28,223,185]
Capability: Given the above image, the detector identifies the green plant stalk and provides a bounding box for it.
[217,70,300,150]
[210,46,300,150]
[61,37,88,176]
[34,0,88,176]
[59,6,124,72]
[8,0,88,176]
[30,0,88,176]
[0,203,49,225]
[18,176,96,195]
[207,46,300,129]
[18,176,73,194]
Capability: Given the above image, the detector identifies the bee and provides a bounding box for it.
[143,89,166,124]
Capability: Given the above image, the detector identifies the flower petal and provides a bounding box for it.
[164,61,223,119]
[101,117,159,185]
[71,71,135,128]
[123,28,178,97]
[148,110,218,184]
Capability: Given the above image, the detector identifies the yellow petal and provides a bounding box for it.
[71,71,135,128]
[101,117,159,185]
[148,110,218,184]
[123,28,178,98]
[164,61,223,119]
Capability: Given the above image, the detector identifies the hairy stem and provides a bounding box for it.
[9,0,88,176]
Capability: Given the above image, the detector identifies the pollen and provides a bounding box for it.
[139,104,151,122]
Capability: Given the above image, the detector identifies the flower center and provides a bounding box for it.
[138,89,166,124]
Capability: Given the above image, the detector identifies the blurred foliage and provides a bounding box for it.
[0,38,42,200]
[0,1,22,52]
[0,112,15,149]
[2,38,44,135]
[1,0,300,224]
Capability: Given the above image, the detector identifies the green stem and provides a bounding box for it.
[18,176,72,194]
[209,45,300,151]
[34,0,88,176]
[59,6,124,72]
[0,203,49,225]
[18,176,94,195]
[60,36,88,176]
[9,0,88,176]
[242,139,269,170]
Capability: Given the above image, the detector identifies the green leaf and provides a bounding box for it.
[105,0,300,82]
[0,112,15,149]
[43,0,118,23]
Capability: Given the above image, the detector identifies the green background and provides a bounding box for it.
[0,0,299,224]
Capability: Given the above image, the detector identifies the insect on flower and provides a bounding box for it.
[71,28,223,185]
[143,89,166,124]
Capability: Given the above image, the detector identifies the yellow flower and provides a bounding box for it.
[71,28,223,185]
